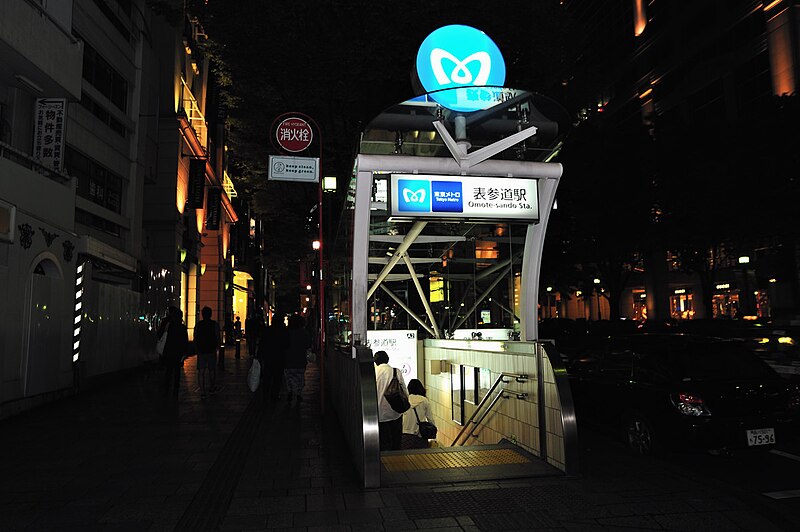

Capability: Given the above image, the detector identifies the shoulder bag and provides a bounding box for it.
[384,368,410,413]
[413,406,438,440]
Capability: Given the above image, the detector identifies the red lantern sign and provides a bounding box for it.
[275,117,313,153]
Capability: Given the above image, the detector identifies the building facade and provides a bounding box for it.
[0,0,238,420]
[545,0,800,325]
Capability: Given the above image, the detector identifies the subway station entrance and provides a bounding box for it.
[323,84,580,487]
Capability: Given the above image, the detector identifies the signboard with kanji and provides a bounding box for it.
[389,173,539,222]
[366,329,419,381]
[275,116,313,153]
[33,98,67,172]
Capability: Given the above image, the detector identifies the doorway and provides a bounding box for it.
[24,257,65,397]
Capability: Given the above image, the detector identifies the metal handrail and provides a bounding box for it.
[451,372,528,446]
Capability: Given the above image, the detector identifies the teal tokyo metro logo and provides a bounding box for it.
[415,25,506,112]
[397,179,464,214]
[397,179,431,212]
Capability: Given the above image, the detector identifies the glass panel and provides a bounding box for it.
[463,364,477,404]
[477,367,492,403]
[451,363,463,424]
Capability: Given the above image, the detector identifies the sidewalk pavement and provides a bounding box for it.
[0,344,795,531]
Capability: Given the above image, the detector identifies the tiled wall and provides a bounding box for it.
[422,339,567,471]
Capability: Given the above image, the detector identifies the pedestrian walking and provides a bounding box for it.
[257,313,288,401]
[401,379,433,449]
[283,314,311,403]
[233,316,242,359]
[158,306,190,397]
[245,311,264,359]
[374,350,408,451]
[194,306,220,399]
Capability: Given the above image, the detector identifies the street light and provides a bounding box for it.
[322,175,337,192]
[312,240,320,251]
[739,255,751,317]
[593,278,602,320]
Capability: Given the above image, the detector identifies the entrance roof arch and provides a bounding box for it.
[348,87,570,344]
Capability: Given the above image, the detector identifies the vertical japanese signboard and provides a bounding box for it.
[206,187,222,230]
[33,98,67,172]
[187,158,206,208]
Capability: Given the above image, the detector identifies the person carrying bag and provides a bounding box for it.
[402,379,436,449]
[384,368,410,413]
[374,350,409,451]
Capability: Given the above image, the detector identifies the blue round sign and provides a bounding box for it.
[415,25,506,112]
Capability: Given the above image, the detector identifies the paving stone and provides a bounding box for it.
[652,511,740,531]
[293,509,339,527]
[413,517,460,529]
[2,349,797,532]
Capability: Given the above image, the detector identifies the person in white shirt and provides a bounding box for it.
[402,379,433,449]
[374,350,408,451]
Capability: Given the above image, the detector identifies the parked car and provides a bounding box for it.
[568,333,800,455]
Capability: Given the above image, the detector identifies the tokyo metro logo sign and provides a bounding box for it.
[397,179,464,214]
[415,25,506,112]
[397,179,431,212]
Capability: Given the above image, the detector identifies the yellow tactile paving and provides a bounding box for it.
[381,448,532,472]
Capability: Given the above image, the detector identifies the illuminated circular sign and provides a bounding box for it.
[275,117,313,153]
[415,25,506,112]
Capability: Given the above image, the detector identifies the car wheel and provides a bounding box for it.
[626,414,658,456]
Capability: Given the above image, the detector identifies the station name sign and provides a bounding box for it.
[389,174,539,222]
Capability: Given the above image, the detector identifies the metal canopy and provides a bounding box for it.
[349,88,567,344]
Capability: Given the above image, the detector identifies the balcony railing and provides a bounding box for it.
[222,170,237,198]
[179,76,208,151]
[0,140,72,184]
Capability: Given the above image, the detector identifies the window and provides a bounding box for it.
[66,146,124,214]
[79,92,126,137]
[75,209,121,237]
[80,39,128,113]
[91,0,132,41]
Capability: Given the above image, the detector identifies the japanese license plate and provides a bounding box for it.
[746,428,775,446]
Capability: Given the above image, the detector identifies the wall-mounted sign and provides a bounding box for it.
[206,187,222,230]
[415,25,506,112]
[389,173,538,222]
[268,155,319,183]
[366,329,418,381]
[187,158,206,208]
[33,98,67,172]
[275,116,313,153]
[452,328,515,341]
